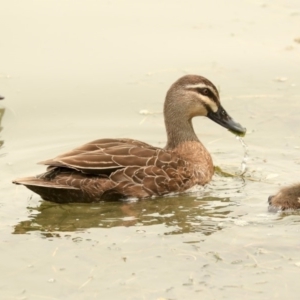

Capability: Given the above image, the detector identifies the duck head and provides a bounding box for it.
[164,75,246,148]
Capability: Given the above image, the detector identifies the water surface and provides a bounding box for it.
[1,1,300,299]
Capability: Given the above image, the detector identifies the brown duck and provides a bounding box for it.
[13,75,246,203]
[268,183,300,211]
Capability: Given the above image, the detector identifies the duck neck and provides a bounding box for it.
[164,112,200,150]
[163,91,213,176]
[164,112,213,175]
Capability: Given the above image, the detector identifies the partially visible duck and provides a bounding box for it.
[268,183,300,211]
[13,75,246,203]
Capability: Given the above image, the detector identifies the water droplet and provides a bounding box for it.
[236,136,249,175]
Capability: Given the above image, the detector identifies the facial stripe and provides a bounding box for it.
[185,83,219,113]
[185,83,219,100]
[200,95,218,112]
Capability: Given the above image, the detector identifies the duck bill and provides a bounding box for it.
[207,105,246,136]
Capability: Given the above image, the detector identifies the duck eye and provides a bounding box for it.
[202,88,209,95]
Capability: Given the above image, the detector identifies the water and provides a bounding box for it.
[1,1,300,299]
[0,107,5,152]
[236,136,249,175]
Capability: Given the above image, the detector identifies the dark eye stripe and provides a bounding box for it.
[197,88,210,96]
[207,90,219,104]
[185,83,220,107]
[193,87,219,105]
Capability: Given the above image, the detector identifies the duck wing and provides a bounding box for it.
[14,138,202,202]
[39,138,162,175]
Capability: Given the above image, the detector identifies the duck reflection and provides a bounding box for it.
[13,194,235,236]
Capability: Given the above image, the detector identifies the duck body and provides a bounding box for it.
[268,183,300,211]
[13,75,246,203]
[16,138,214,203]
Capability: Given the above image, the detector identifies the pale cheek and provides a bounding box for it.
[210,101,218,113]
[189,104,208,117]
[201,95,218,112]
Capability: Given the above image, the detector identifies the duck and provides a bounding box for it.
[268,183,300,211]
[13,75,246,203]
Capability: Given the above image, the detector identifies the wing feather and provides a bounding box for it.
[38,138,159,175]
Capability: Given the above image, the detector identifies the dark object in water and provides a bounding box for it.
[268,183,300,211]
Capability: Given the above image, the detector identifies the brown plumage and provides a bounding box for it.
[13,75,246,203]
[268,183,300,211]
